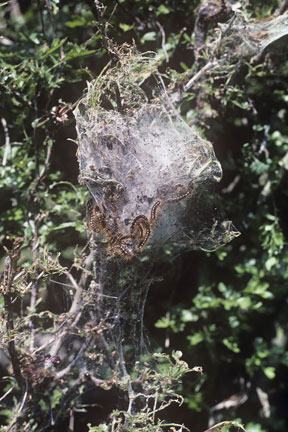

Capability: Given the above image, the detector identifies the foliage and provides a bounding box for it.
[87,352,202,432]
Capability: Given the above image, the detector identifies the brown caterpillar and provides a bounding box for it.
[131,215,151,249]
[151,200,162,221]
[86,199,106,233]
[167,185,193,203]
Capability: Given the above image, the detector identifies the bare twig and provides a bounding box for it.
[2,240,23,386]
[0,385,15,402]
[170,26,187,60]
[29,140,52,349]
[10,0,24,24]
[204,421,246,432]
[37,0,47,41]
[50,376,83,428]
[17,380,29,415]
[29,214,41,350]
[275,0,288,15]
[38,141,52,182]
[184,60,218,92]
[1,117,10,177]
[46,310,82,358]
[156,21,169,63]
[256,387,271,418]
[56,338,91,379]
[69,249,95,314]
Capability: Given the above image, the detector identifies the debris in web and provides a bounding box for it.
[204,6,288,64]
[227,10,288,60]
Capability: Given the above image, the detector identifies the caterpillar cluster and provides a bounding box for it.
[87,183,194,258]
[87,199,162,259]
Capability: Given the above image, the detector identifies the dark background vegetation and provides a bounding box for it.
[1,0,288,431]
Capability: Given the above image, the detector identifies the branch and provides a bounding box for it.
[69,249,95,314]
[2,240,23,387]
[156,21,169,63]
[47,250,95,359]
[275,0,288,15]
[183,60,218,92]
[1,117,10,176]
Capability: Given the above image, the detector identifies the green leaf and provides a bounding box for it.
[264,367,276,379]
[29,32,41,44]
[65,18,86,28]
[119,23,134,32]
[41,38,67,59]
[265,256,277,271]
[157,5,170,15]
[180,62,189,71]
[218,282,227,293]
[141,32,156,43]
[223,337,240,353]
[155,316,171,328]
[232,100,250,109]
[51,389,62,409]
[250,158,269,175]
[181,309,199,322]
[246,422,268,432]
[237,296,252,310]
[64,46,96,61]
[188,332,204,346]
